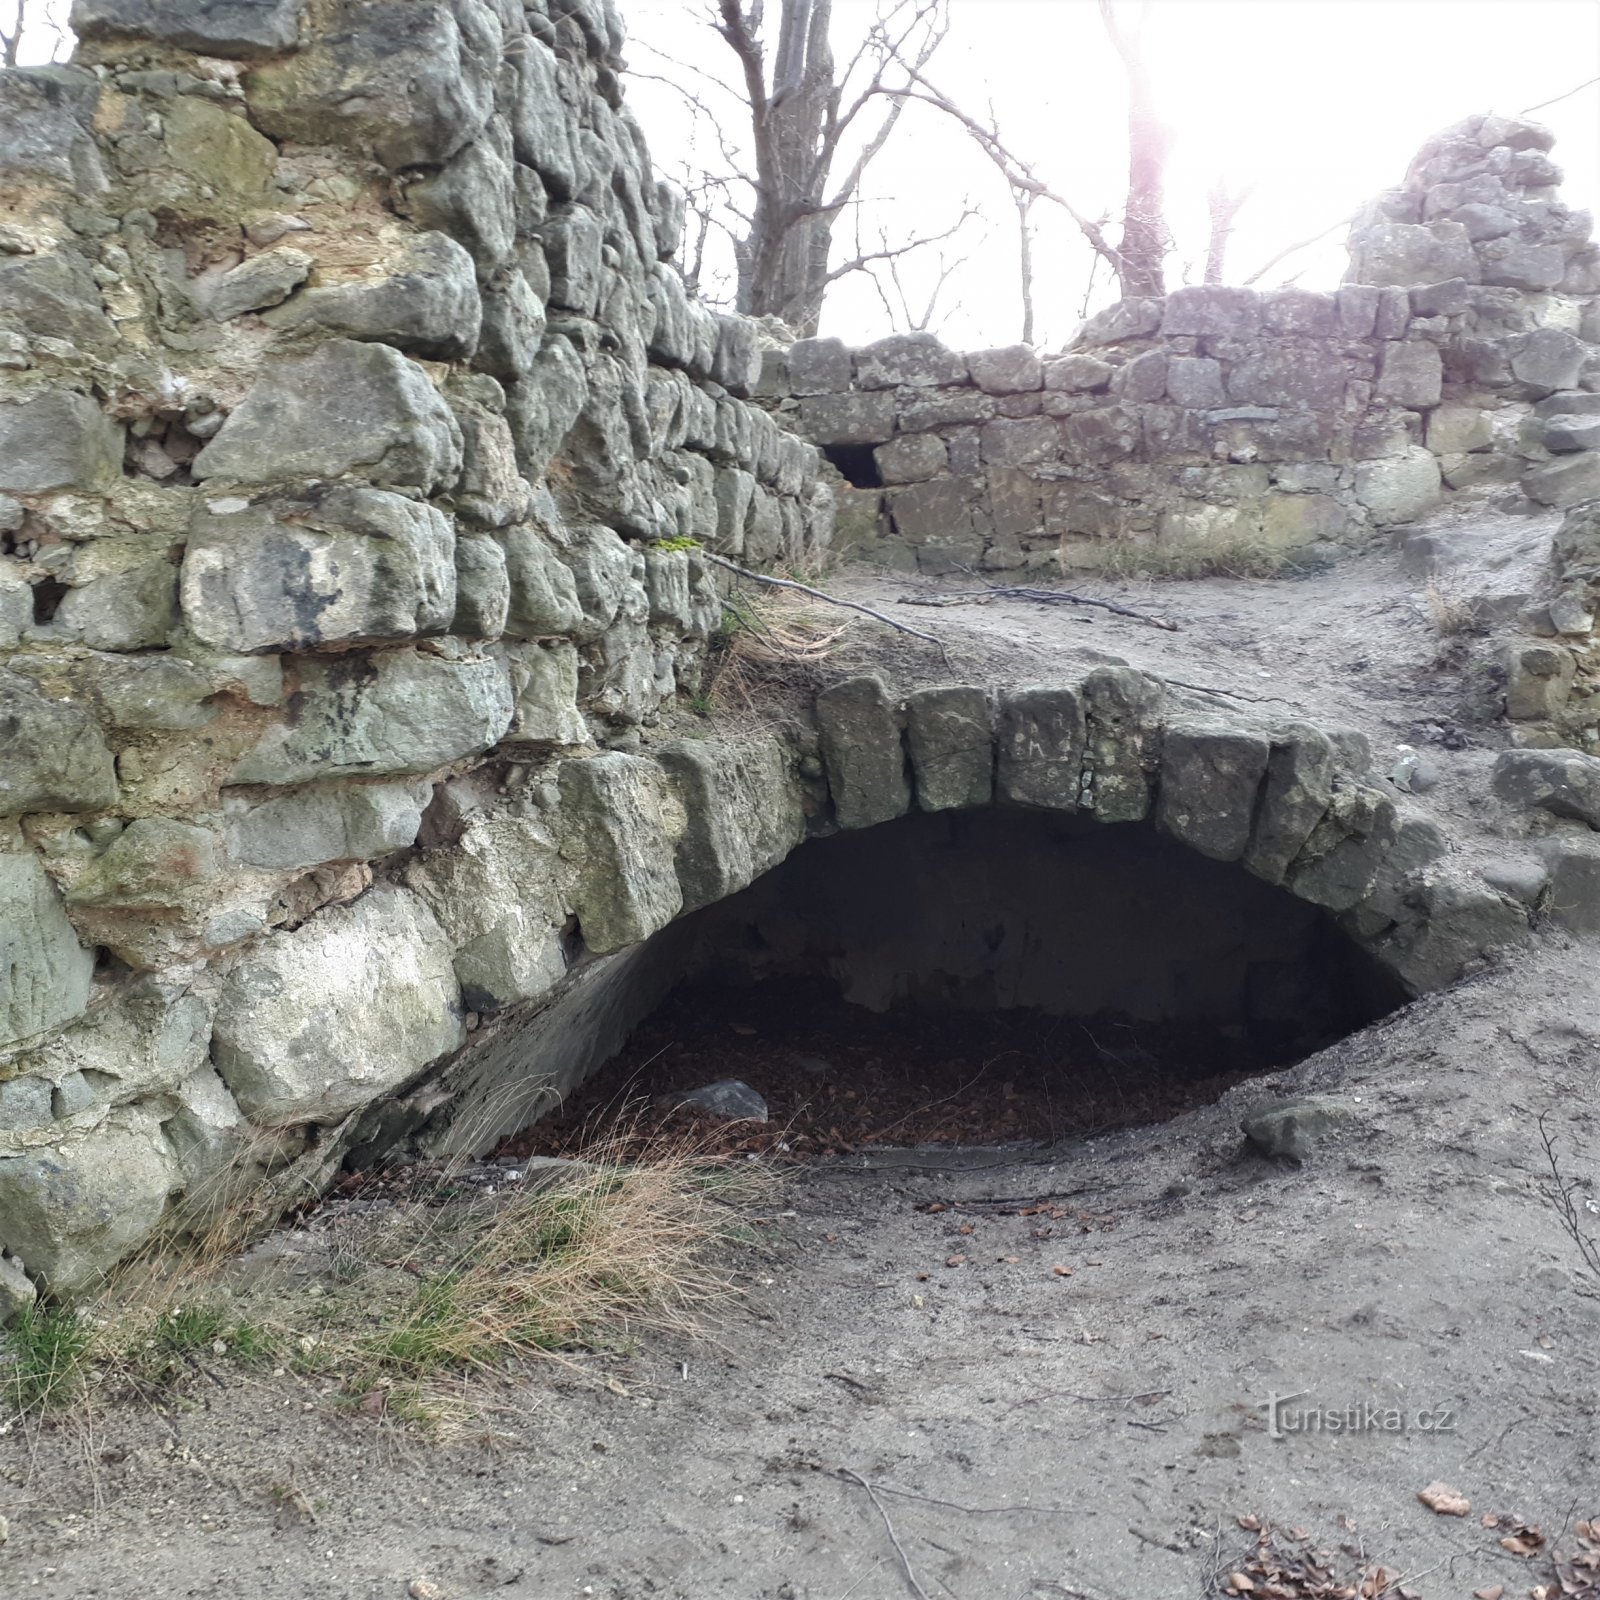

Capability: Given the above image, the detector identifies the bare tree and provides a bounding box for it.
[1,0,72,65]
[1096,0,1171,297]
[1203,178,1253,285]
[634,0,952,336]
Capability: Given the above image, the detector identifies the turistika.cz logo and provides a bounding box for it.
[1265,1391,1459,1440]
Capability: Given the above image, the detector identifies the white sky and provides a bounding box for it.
[623,0,1600,349]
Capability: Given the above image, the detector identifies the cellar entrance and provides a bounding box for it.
[500,806,1408,1160]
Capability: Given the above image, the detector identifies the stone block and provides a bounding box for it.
[1524,453,1600,508]
[498,522,585,638]
[1509,328,1588,398]
[182,487,456,654]
[213,886,464,1124]
[1112,350,1168,403]
[996,684,1085,810]
[209,246,313,321]
[1375,341,1443,408]
[1542,414,1600,453]
[1243,724,1336,884]
[817,675,909,829]
[229,649,513,784]
[855,332,967,389]
[558,753,684,951]
[874,432,948,484]
[1061,405,1141,464]
[1262,289,1339,336]
[1165,356,1225,407]
[1477,237,1566,292]
[968,344,1043,394]
[0,851,94,1048]
[1081,667,1163,822]
[905,686,994,811]
[1160,285,1261,337]
[1226,344,1347,409]
[1493,746,1600,818]
[981,417,1060,466]
[227,782,429,871]
[797,391,897,446]
[1076,298,1161,345]
[499,639,587,745]
[1287,785,1398,911]
[71,0,302,56]
[1044,354,1114,392]
[1353,447,1440,524]
[1155,719,1270,861]
[1408,278,1472,316]
[787,337,852,395]
[1531,835,1600,933]
[194,339,464,493]
[1335,285,1381,338]
[1426,404,1492,455]
[0,671,117,816]
[0,390,122,494]
[1347,220,1477,287]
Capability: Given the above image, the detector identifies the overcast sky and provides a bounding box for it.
[623,0,1600,350]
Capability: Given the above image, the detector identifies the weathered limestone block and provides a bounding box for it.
[1061,405,1141,464]
[968,345,1043,394]
[474,270,548,382]
[1530,835,1600,933]
[1375,341,1443,408]
[874,432,948,484]
[0,250,118,347]
[504,334,588,476]
[1288,786,1398,911]
[0,67,106,193]
[1166,356,1225,407]
[0,1108,180,1294]
[1080,667,1164,823]
[1353,447,1440,524]
[1542,414,1600,453]
[505,32,578,198]
[404,811,568,1012]
[1426,404,1492,454]
[1502,644,1576,720]
[1493,746,1600,821]
[49,546,179,651]
[797,391,897,446]
[269,233,482,362]
[1044,354,1113,393]
[1076,298,1161,345]
[1112,350,1168,403]
[0,672,118,815]
[996,684,1085,810]
[1509,328,1588,398]
[982,416,1059,466]
[212,886,465,1124]
[208,247,313,321]
[560,523,644,643]
[557,753,684,952]
[1369,869,1528,992]
[71,0,302,56]
[182,488,456,653]
[884,478,985,570]
[499,638,588,744]
[229,649,514,784]
[248,0,497,170]
[1524,454,1600,508]
[451,398,532,529]
[905,686,994,812]
[0,851,94,1048]
[855,332,967,389]
[817,674,909,829]
[1155,719,1269,861]
[1242,724,1336,884]
[408,136,517,275]
[661,736,806,910]
[494,521,585,638]
[226,782,429,871]
[1226,345,1347,410]
[712,314,762,397]
[787,337,852,394]
[1160,285,1261,337]
[1408,277,1472,316]
[1347,221,1478,287]
[0,390,122,494]
[1478,237,1566,292]
[1262,288,1339,335]
[540,205,604,314]
[65,818,222,916]
[194,340,464,493]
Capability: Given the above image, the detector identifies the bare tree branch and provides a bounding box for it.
[1240,210,1356,287]
[1204,178,1254,285]
[1519,75,1600,116]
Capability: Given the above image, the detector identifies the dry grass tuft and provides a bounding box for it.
[1080,534,1301,582]
[698,587,846,712]
[1420,577,1482,637]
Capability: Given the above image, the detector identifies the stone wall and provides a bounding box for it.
[0,0,832,1303]
[763,114,1599,575]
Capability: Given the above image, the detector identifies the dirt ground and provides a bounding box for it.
[3,507,1598,1600]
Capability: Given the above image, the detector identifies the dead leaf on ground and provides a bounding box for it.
[1472,1585,1505,1599]
[1417,1480,1471,1516]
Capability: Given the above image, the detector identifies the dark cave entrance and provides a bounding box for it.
[500,808,1408,1160]
[819,441,884,488]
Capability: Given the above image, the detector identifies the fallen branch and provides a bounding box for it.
[1002,1386,1171,1417]
[898,585,1179,631]
[826,1471,1074,1517]
[702,551,949,657]
[834,1467,931,1600]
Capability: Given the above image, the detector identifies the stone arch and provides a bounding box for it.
[401,666,1531,1159]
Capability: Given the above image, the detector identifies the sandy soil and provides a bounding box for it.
[3,509,1597,1600]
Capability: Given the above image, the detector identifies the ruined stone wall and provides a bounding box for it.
[765,114,1599,575]
[0,0,831,1307]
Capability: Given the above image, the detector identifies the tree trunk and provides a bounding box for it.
[1100,0,1171,300]
[1014,190,1035,345]
[736,0,838,336]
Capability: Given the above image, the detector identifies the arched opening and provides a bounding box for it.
[490,807,1407,1159]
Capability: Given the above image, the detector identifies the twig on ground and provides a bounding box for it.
[1003,1387,1171,1417]
[835,1467,931,1600]
[1163,678,1301,707]
[825,1469,1072,1517]
[1538,1111,1600,1284]
[898,585,1179,631]
[702,551,949,658]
